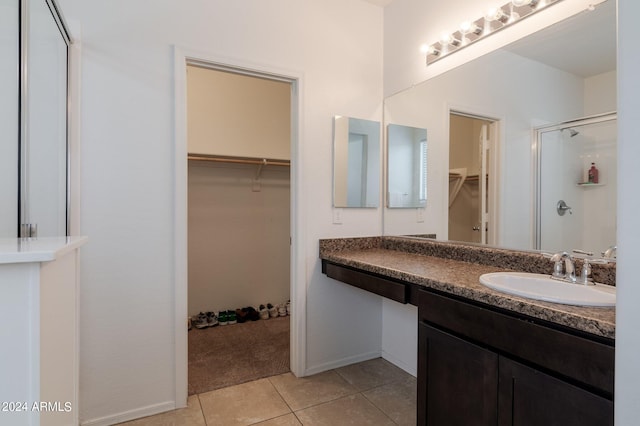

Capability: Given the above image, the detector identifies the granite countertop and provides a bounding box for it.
[320,236,615,340]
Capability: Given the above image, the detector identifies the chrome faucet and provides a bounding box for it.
[548,251,576,283]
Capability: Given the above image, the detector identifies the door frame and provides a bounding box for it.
[447,107,502,246]
[172,46,306,407]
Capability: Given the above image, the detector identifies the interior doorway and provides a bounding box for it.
[448,112,498,245]
[185,64,292,394]
[173,49,304,407]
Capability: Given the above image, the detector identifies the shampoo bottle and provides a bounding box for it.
[588,162,599,184]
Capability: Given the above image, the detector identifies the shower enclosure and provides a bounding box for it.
[534,113,617,255]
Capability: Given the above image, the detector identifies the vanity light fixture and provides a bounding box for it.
[424,0,562,65]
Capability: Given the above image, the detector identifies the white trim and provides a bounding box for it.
[67,25,82,236]
[172,46,307,409]
[304,350,381,377]
[80,401,176,426]
[381,350,417,377]
[172,46,189,408]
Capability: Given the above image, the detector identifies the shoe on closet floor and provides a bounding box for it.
[259,305,270,320]
[267,303,278,318]
[286,300,291,315]
[235,308,248,323]
[246,306,259,321]
[218,311,229,326]
[206,311,218,327]
[278,304,287,317]
[227,310,237,324]
[192,312,209,329]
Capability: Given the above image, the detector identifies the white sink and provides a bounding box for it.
[479,272,616,307]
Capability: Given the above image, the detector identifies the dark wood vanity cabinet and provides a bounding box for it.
[418,323,498,425]
[498,357,613,426]
[418,289,614,426]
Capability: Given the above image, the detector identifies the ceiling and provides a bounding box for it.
[504,0,616,78]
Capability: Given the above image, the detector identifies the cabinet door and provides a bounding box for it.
[418,322,498,426]
[498,357,613,426]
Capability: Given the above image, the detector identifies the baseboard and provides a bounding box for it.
[381,349,417,377]
[80,401,176,426]
[304,350,381,376]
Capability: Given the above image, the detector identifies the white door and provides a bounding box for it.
[479,124,489,244]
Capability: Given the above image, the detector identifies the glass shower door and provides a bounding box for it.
[21,0,70,237]
[536,115,617,254]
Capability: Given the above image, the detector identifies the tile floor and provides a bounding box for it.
[118,357,416,425]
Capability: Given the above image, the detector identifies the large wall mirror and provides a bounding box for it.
[383,0,616,254]
[0,0,71,238]
[333,116,380,208]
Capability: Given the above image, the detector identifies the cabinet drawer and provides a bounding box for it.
[324,262,407,303]
[419,289,614,396]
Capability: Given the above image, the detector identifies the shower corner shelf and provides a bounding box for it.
[576,182,604,187]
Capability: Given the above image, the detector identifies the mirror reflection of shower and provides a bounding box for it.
[535,113,617,255]
[563,128,579,137]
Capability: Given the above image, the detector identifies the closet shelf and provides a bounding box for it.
[187,153,290,167]
[449,169,467,207]
[576,182,604,187]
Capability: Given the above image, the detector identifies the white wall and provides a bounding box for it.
[187,162,290,315]
[187,65,291,160]
[56,0,384,424]
[585,70,617,116]
[381,299,417,376]
[616,1,640,423]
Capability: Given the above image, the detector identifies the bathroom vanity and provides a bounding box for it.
[320,236,615,426]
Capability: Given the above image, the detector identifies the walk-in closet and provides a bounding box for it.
[186,64,292,394]
[448,113,494,244]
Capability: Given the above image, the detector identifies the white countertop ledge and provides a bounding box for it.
[0,236,88,264]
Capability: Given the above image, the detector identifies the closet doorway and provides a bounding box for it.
[185,63,293,395]
[448,112,498,245]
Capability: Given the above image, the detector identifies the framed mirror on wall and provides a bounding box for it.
[0,0,72,238]
[333,116,380,208]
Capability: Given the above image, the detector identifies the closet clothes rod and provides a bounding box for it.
[187,154,290,167]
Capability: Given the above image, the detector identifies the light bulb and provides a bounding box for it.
[512,0,540,8]
[427,45,440,56]
[485,7,509,23]
[460,21,481,35]
[440,33,460,47]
